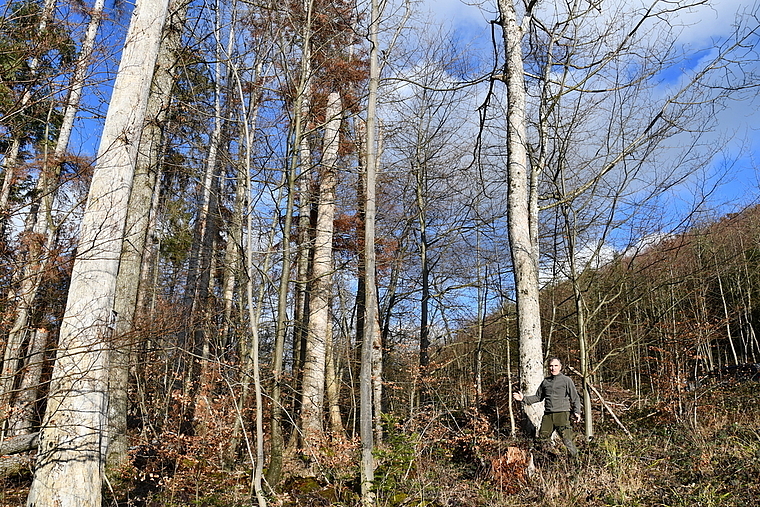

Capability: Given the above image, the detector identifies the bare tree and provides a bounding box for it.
[301,91,343,443]
[26,0,170,504]
[108,0,187,470]
[495,0,545,432]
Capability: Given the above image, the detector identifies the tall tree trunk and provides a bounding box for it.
[301,92,342,444]
[107,0,187,470]
[497,0,544,432]
[179,0,229,433]
[475,243,485,406]
[235,59,268,507]
[0,227,55,436]
[226,60,265,470]
[289,11,315,449]
[414,159,431,402]
[0,139,21,230]
[325,313,344,434]
[265,135,298,485]
[291,0,317,450]
[371,307,383,443]
[323,94,345,436]
[561,203,594,440]
[361,0,379,502]
[221,168,244,347]
[26,1,169,505]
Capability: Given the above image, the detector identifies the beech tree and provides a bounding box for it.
[495,0,545,432]
[26,0,170,504]
[1,0,757,503]
[490,0,760,436]
[360,0,380,503]
[301,91,343,442]
[108,0,187,469]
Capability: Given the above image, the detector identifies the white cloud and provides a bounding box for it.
[418,0,752,47]
[668,0,753,45]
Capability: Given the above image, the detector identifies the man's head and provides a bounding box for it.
[548,357,562,376]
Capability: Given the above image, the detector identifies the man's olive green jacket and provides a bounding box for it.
[523,373,581,415]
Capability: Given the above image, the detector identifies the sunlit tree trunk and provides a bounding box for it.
[371,308,383,442]
[325,314,344,434]
[107,0,187,470]
[280,0,316,463]
[302,91,342,443]
[497,0,544,432]
[0,139,21,226]
[25,1,169,504]
[290,7,315,448]
[221,170,244,346]
[6,328,48,435]
[322,93,345,436]
[235,61,268,507]
[179,0,230,434]
[360,0,379,502]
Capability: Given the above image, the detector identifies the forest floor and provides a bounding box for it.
[1,381,758,506]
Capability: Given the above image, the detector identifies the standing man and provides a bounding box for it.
[513,357,581,457]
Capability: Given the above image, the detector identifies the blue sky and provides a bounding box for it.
[66,0,760,223]
[417,0,760,218]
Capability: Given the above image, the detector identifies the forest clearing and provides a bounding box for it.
[2,0,760,505]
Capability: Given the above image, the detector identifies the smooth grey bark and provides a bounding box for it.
[0,431,39,456]
[496,0,544,432]
[322,94,345,435]
[7,329,48,436]
[221,167,244,346]
[292,75,314,448]
[0,139,21,226]
[325,311,344,434]
[107,0,187,470]
[25,1,170,505]
[274,0,316,471]
[302,92,342,441]
[0,225,56,436]
[361,0,379,503]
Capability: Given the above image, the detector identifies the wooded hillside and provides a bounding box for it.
[1,0,760,506]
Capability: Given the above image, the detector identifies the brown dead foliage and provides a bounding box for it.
[489,446,531,494]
